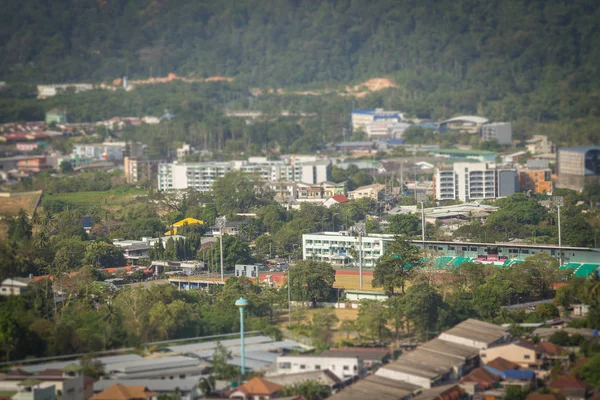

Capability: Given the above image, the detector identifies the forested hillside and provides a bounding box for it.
[1,0,600,144]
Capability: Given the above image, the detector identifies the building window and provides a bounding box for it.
[524,355,530,360]
[300,364,306,370]
[481,353,486,358]
[343,365,349,371]
[278,362,291,369]
[315,365,321,370]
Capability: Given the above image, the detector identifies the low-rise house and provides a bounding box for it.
[93,378,199,400]
[11,381,56,400]
[483,357,520,373]
[90,383,155,400]
[322,194,350,208]
[210,221,242,237]
[0,278,31,296]
[499,370,536,390]
[275,355,364,381]
[526,394,563,400]
[0,365,85,400]
[549,376,593,400]
[228,377,282,400]
[348,184,386,200]
[480,341,541,369]
[459,367,500,395]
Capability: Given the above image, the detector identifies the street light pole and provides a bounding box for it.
[288,244,298,325]
[216,216,227,282]
[351,222,367,290]
[552,196,565,267]
[417,193,427,247]
[553,196,564,266]
[235,297,248,376]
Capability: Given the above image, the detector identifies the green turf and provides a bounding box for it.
[45,188,146,207]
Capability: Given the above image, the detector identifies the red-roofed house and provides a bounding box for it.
[480,341,542,369]
[323,194,350,208]
[460,367,500,391]
[526,393,563,400]
[484,357,521,371]
[549,376,592,393]
[228,377,283,400]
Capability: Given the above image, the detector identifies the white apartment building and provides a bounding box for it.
[157,157,331,191]
[435,162,518,202]
[275,355,365,381]
[302,232,393,268]
[480,122,512,145]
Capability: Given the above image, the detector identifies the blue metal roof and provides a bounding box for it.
[504,369,535,380]
[352,110,377,115]
[559,146,600,153]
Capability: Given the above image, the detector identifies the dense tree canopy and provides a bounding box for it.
[1,0,600,145]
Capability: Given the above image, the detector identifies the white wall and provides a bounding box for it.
[171,164,189,190]
[276,356,363,380]
[438,333,489,350]
[375,367,432,388]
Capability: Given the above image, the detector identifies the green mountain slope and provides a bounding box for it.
[1,0,599,144]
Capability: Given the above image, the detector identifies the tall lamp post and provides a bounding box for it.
[332,213,339,232]
[416,192,427,248]
[235,297,248,376]
[216,216,227,282]
[553,196,564,266]
[351,222,367,290]
[288,244,299,325]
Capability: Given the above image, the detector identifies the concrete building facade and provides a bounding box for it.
[435,163,518,202]
[556,146,600,191]
[480,122,512,145]
[157,157,331,192]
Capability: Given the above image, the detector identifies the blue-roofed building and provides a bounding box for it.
[557,146,600,191]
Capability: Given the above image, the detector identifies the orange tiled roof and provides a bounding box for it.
[234,377,282,396]
[460,367,500,389]
[550,376,592,391]
[486,357,521,371]
[90,383,156,400]
[536,341,565,356]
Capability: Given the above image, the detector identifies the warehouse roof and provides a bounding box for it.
[266,370,341,387]
[328,375,419,400]
[419,338,480,360]
[440,116,489,125]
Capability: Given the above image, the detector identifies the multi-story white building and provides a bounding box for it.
[480,122,512,145]
[351,109,404,131]
[303,232,393,268]
[72,141,143,162]
[157,157,331,191]
[434,163,518,202]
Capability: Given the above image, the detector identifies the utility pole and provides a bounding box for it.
[216,216,227,282]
